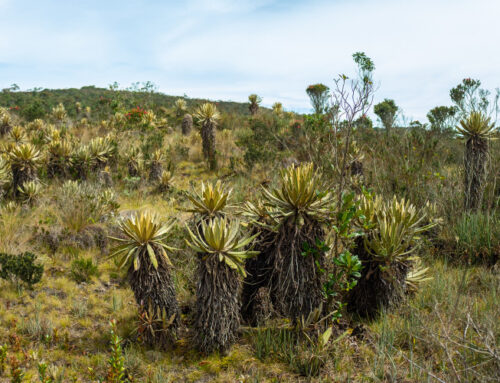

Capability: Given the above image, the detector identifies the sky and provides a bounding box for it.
[0,0,499,121]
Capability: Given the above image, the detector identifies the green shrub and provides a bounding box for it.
[123,176,142,191]
[141,131,164,159]
[56,181,119,233]
[252,327,331,377]
[0,344,6,375]
[454,212,500,265]
[253,327,297,363]
[236,116,284,170]
[105,319,127,383]
[0,252,44,287]
[70,257,100,283]
[8,355,24,383]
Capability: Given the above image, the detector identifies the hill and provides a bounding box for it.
[0,85,259,121]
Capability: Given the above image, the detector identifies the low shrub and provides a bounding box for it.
[454,212,500,265]
[252,326,333,377]
[70,257,100,283]
[0,252,44,287]
[56,181,119,233]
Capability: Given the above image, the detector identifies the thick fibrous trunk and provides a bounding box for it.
[128,247,180,349]
[0,123,12,136]
[195,256,240,355]
[270,217,325,321]
[182,114,193,135]
[12,165,37,197]
[464,136,488,211]
[93,159,107,172]
[241,228,276,325]
[99,170,112,187]
[73,163,89,181]
[149,162,162,182]
[350,160,364,177]
[128,161,139,178]
[158,183,170,193]
[201,122,216,170]
[347,236,409,318]
[47,157,69,179]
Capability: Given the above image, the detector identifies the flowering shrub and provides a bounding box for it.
[125,106,147,124]
[291,121,302,136]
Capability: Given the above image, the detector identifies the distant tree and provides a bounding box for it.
[272,102,283,117]
[409,120,427,129]
[456,112,496,211]
[51,103,67,125]
[450,78,491,118]
[108,82,120,91]
[427,106,457,132]
[2,84,19,93]
[248,94,261,116]
[354,114,373,130]
[194,103,220,170]
[374,99,398,133]
[174,98,187,118]
[182,113,193,135]
[306,83,330,114]
[353,52,375,89]
[22,100,46,121]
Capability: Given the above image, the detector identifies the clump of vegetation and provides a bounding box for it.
[186,217,258,354]
[240,200,279,325]
[181,113,193,135]
[71,144,93,180]
[0,156,10,199]
[47,139,72,178]
[0,252,44,288]
[148,149,164,183]
[88,135,115,171]
[347,193,437,318]
[110,211,180,348]
[454,212,500,265]
[186,180,232,220]
[0,345,7,375]
[374,98,398,133]
[70,257,100,283]
[125,147,143,178]
[8,143,43,196]
[306,83,329,114]
[104,319,128,383]
[252,325,335,377]
[157,170,174,193]
[56,180,118,235]
[248,94,262,116]
[261,162,334,320]
[17,180,42,206]
[0,66,498,381]
[194,103,220,171]
[456,111,497,210]
[0,111,13,136]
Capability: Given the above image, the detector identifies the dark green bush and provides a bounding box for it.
[236,116,284,170]
[0,252,44,287]
[70,257,100,283]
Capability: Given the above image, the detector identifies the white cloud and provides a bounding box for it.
[148,0,500,118]
[0,0,499,121]
[185,0,273,14]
